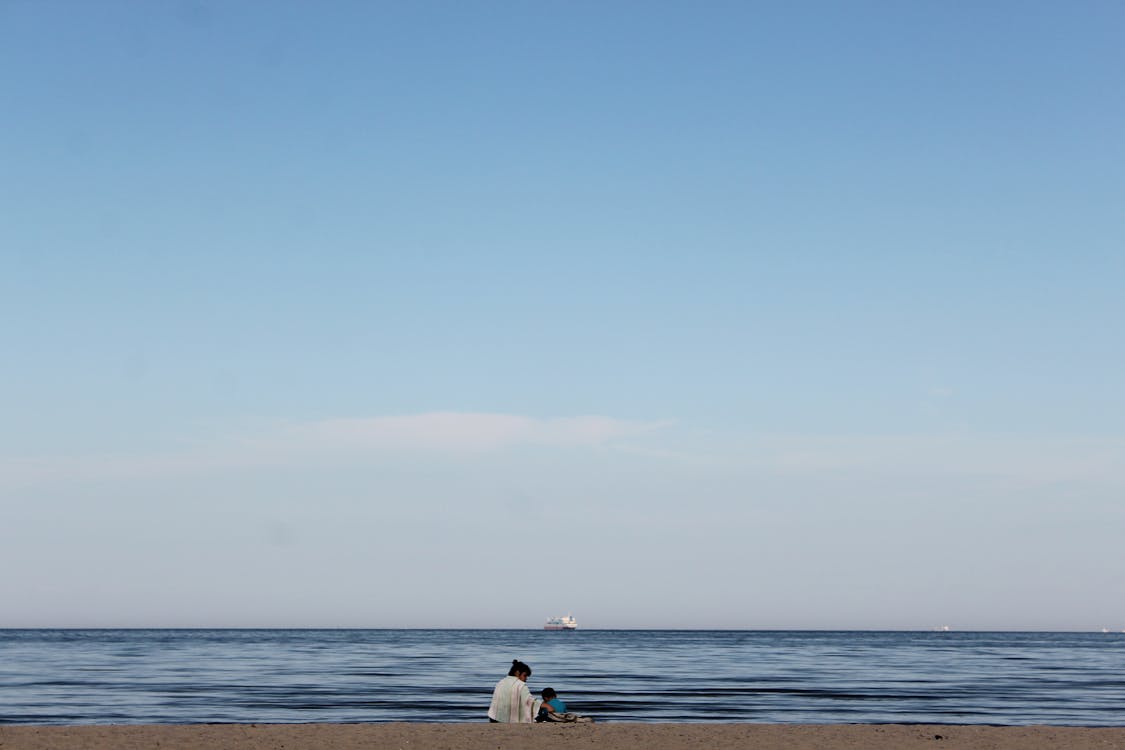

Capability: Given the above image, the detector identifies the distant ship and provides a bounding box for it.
[544,614,577,630]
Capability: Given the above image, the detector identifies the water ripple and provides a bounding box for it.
[2,630,1124,725]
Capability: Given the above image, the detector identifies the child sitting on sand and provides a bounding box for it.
[536,688,567,722]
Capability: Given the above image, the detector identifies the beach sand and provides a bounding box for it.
[2,723,1124,749]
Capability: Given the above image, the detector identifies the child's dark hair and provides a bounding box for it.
[508,659,532,677]
[541,687,557,700]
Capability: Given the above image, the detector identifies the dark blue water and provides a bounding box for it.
[1,630,1123,725]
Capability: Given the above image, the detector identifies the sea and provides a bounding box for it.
[1,629,1123,726]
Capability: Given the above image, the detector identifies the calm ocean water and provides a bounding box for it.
[1,630,1123,725]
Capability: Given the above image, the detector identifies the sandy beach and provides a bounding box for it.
[3,723,1124,749]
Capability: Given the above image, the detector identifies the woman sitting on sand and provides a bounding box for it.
[487,659,557,723]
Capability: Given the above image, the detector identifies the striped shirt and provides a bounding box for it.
[487,676,542,723]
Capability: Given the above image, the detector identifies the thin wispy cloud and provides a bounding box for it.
[281,412,670,453]
[3,417,1121,493]
[0,412,670,487]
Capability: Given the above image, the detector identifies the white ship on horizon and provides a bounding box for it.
[544,614,577,630]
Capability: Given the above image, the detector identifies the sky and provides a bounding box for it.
[2,1,1123,630]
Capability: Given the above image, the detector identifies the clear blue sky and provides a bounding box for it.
[2,1,1123,629]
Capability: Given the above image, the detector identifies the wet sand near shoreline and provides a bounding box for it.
[3,723,1125,749]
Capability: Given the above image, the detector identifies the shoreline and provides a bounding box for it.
[3,723,1125,749]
